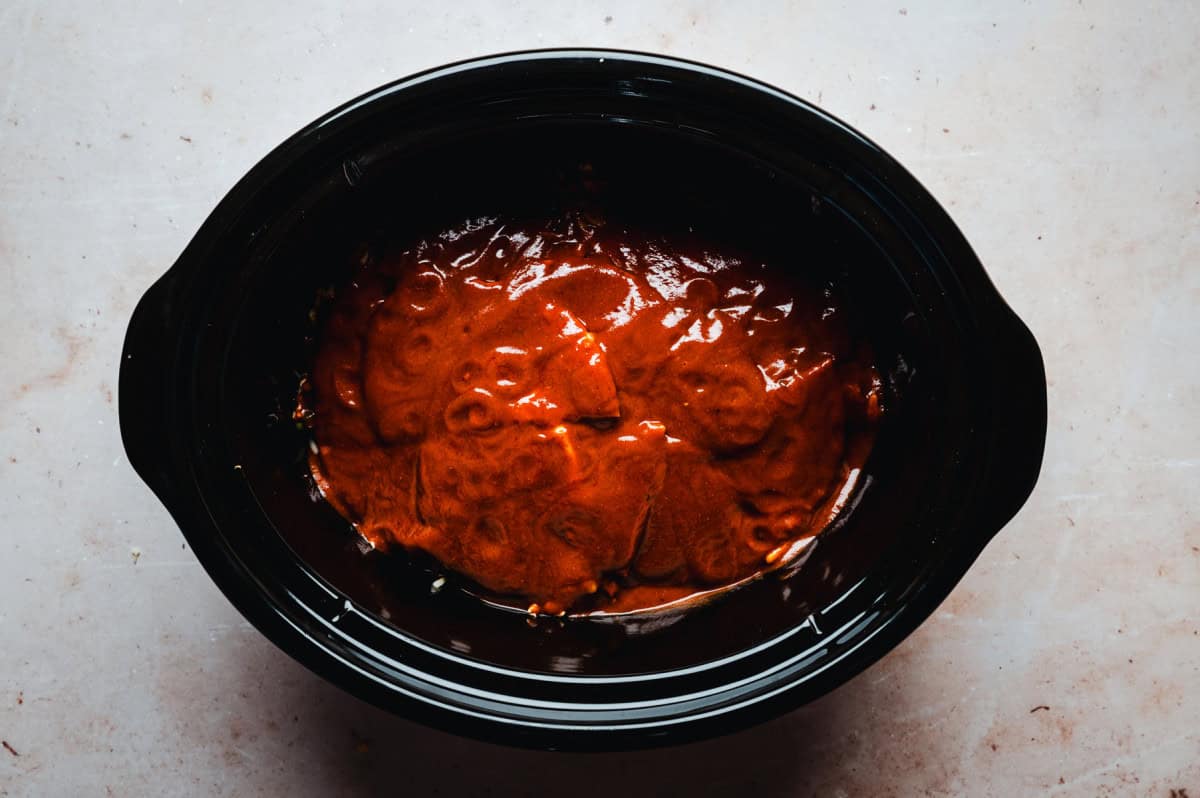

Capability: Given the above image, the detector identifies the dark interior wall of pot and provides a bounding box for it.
[199,114,963,677]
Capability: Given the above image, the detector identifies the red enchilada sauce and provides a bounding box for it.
[304,214,882,615]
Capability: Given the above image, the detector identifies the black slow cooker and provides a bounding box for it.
[119,50,1047,750]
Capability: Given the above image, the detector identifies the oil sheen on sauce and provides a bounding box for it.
[304,214,882,616]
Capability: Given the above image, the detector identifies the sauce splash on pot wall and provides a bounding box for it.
[303,214,882,615]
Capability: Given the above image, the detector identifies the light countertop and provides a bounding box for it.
[1,1,1197,795]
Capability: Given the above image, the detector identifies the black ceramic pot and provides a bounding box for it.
[119,50,1046,750]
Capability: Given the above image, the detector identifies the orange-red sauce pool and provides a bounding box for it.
[303,214,882,615]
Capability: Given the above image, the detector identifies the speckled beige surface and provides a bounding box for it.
[1,1,1197,795]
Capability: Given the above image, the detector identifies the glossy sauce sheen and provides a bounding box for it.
[305,215,881,615]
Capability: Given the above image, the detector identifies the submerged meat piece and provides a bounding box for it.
[413,421,666,608]
[307,214,881,613]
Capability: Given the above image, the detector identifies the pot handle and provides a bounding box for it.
[118,269,183,505]
[977,309,1048,532]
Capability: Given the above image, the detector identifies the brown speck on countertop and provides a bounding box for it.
[942,127,950,133]
[1170,790,1190,798]
[898,7,907,14]
[7,456,15,464]
[604,14,612,23]
[179,135,192,143]
[1030,705,1050,713]
[119,132,131,139]
[130,547,141,565]
[16,691,22,705]
[2,740,19,757]
[869,103,876,110]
